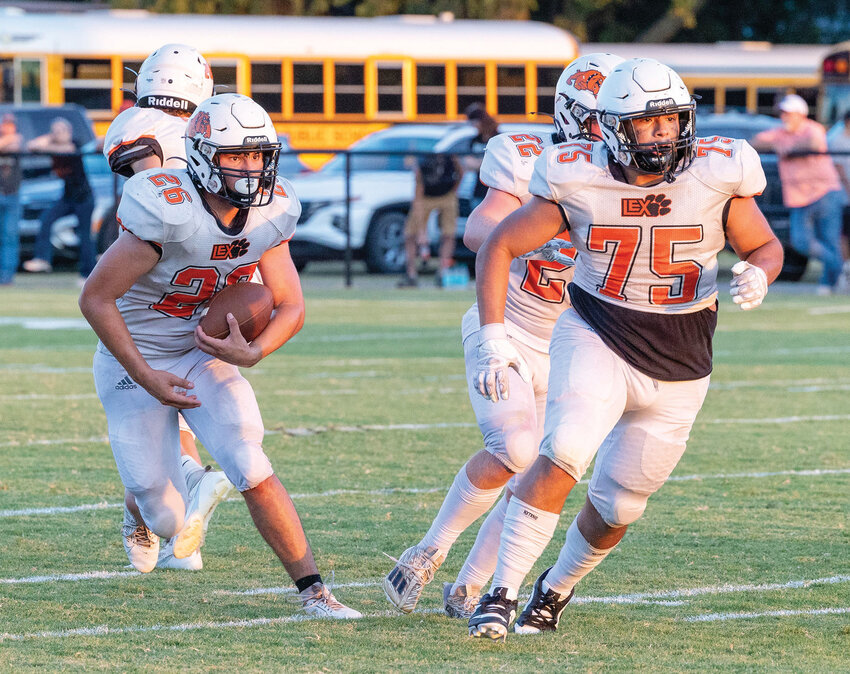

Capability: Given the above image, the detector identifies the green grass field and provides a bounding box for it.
[1,269,848,672]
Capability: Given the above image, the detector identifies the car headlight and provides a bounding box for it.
[297,197,359,226]
[297,201,335,225]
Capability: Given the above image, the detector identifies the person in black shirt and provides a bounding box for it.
[23,117,95,281]
[0,113,22,285]
[465,103,501,204]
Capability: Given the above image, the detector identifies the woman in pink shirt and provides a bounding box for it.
[753,94,844,294]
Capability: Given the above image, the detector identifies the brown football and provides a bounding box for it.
[199,282,273,342]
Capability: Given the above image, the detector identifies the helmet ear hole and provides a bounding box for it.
[554,53,625,142]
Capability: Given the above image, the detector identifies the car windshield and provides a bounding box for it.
[320,134,441,174]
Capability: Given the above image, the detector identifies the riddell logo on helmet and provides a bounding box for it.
[646,97,676,111]
[188,111,212,139]
[145,96,189,111]
[566,69,605,95]
[243,135,268,144]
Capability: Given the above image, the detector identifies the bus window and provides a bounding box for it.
[756,88,783,115]
[724,88,747,112]
[210,62,237,94]
[536,65,562,117]
[335,62,365,114]
[377,63,403,114]
[20,60,41,103]
[693,87,715,113]
[63,58,111,110]
[457,64,486,115]
[416,64,446,115]
[293,62,324,114]
[251,62,283,114]
[497,65,526,115]
[0,60,12,103]
[795,87,818,114]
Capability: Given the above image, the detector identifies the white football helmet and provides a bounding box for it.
[595,58,696,182]
[185,94,281,208]
[554,53,624,142]
[136,44,214,114]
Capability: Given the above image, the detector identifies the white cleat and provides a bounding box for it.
[300,582,363,619]
[382,544,445,614]
[157,539,203,571]
[171,511,203,560]
[172,469,236,559]
[192,469,237,544]
[443,582,480,619]
[122,506,159,573]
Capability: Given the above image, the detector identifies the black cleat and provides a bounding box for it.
[468,587,518,641]
[514,567,574,634]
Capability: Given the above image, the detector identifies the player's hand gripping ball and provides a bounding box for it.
[199,282,273,341]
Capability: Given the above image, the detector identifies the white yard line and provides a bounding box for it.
[1,570,140,584]
[6,408,847,449]
[714,345,850,357]
[3,467,848,519]
[2,575,847,641]
[708,377,850,391]
[707,414,850,425]
[683,607,850,622]
[807,305,850,315]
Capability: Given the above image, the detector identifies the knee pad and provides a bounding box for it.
[588,481,648,528]
[136,483,186,538]
[497,424,538,474]
[539,424,598,482]
[217,441,274,492]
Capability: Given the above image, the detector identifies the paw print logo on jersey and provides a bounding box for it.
[188,110,212,139]
[566,69,605,95]
[211,238,251,260]
[621,194,672,217]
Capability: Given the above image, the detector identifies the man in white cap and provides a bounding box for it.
[753,94,844,294]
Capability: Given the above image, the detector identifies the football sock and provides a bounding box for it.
[543,517,616,597]
[180,455,206,493]
[419,463,503,555]
[452,495,508,594]
[295,574,323,593]
[490,497,559,601]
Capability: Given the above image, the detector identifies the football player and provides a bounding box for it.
[382,54,623,618]
[81,94,361,618]
[103,44,233,573]
[467,58,782,640]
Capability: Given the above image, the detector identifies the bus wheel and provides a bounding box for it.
[365,210,407,274]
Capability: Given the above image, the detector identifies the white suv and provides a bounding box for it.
[286,122,554,273]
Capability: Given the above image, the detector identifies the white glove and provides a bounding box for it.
[730,260,768,310]
[473,324,532,402]
[519,238,576,267]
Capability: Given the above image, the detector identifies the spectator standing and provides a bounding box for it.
[398,152,462,287]
[464,103,501,204]
[23,118,95,282]
[0,114,22,285]
[827,110,850,289]
[752,95,844,294]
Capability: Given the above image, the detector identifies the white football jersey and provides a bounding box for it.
[104,107,188,176]
[467,130,576,352]
[106,167,300,359]
[529,137,766,315]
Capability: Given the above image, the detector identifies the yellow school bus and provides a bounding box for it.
[0,9,579,154]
